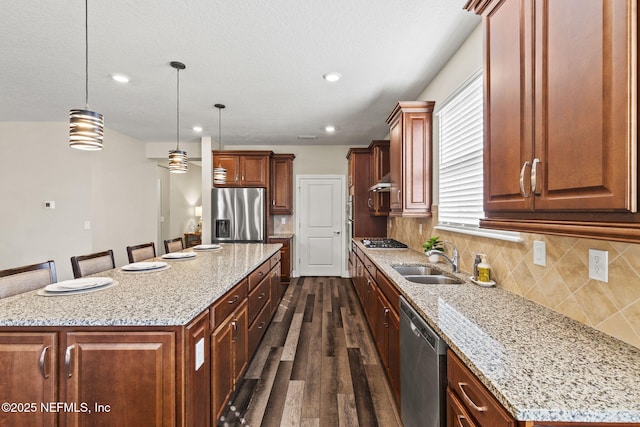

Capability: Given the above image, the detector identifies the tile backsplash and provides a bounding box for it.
[388,210,640,349]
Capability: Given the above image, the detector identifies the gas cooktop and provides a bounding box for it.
[361,238,408,249]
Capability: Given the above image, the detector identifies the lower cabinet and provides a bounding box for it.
[0,332,57,427]
[63,331,176,427]
[447,349,515,427]
[211,301,248,422]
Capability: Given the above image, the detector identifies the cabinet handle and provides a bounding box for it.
[368,198,373,208]
[259,292,266,299]
[456,415,468,427]
[531,158,541,195]
[258,321,266,330]
[65,345,74,378]
[384,308,390,328]
[397,190,401,203]
[272,200,275,206]
[232,320,238,342]
[519,161,531,198]
[39,345,50,379]
[228,295,239,305]
[458,382,487,412]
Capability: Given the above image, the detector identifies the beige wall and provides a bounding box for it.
[0,122,158,279]
[387,24,640,348]
[169,163,202,243]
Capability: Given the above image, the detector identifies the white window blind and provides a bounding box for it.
[437,73,484,228]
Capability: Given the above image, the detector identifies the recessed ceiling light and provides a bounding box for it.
[323,72,342,82]
[110,73,130,83]
[192,126,203,133]
[325,125,336,133]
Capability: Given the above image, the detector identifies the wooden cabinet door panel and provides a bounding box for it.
[232,303,249,385]
[534,0,635,211]
[484,0,535,212]
[388,309,400,404]
[389,119,403,213]
[270,155,294,214]
[402,113,431,213]
[211,320,234,421]
[0,333,57,427]
[63,331,175,427]
[213,153,240,186]
[241,155,268,186]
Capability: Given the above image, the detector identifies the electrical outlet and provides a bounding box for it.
[589,249,608,282]
[533,240,546,266]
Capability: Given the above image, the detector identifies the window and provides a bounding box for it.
[436,71,521,242]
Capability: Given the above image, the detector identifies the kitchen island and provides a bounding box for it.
[352,240,640,425]
[0,243,282,427]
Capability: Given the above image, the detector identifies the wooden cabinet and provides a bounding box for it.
[368,140,390,216]
[269,262,282,317]
[185,311,211,427]
[184,232,201,248]
[386,101,435,218]
[211,301,248,421]
[270,154,295,214]
[62,331,176,427]
[447,388,479,427]
[346,148,387,237]
[268,236,292,283]
[0,332,57,427]
[447,349,515,427]
[467,0,640,242]
[212,151,271,187]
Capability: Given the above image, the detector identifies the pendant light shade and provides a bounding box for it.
[69,0,104,150]
[213,103,227,185]
[169,61,187,174]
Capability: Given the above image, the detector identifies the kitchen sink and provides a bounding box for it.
[404,275,463,285]
[392,264,441,276]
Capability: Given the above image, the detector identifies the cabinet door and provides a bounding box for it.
[63,331,175,427]
[374,290,390,368]
[240,155,268,186]
[483,0,535,212]
[232,303,248,385]
[388,309,400,404]
[0,333,57,427]
[447,388,479,427]
[270,155,294,214]
[213,153,241,186]
[211,319,234,421]
[533,0,635,212]
[269,262,282,316]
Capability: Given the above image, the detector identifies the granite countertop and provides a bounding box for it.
[354,240,640,424]
[0,243,281,327]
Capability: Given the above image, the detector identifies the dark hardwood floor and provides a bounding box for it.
[218,276,402,427]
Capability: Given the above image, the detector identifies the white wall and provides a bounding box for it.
[416,23,483,203]
[0,122,157,280]
[169,163,202,246]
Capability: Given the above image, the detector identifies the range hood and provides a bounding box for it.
[369,173,391,192]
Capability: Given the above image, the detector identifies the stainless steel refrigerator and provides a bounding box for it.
[211,187,266,242]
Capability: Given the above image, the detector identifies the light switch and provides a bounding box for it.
[281,217,286,225]
[83,220,91,230]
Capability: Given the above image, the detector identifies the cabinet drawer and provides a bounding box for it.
[211,278,248,329]
[249,261,271,290]
[363,255,377,279]
[447,387,479,427]
[376,271,399,314]
[248,302,271,355]
[270,251,281,269]
[248,276,270,325]
[447,350,515,427]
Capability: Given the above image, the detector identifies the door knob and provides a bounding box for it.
[334,231,341,235]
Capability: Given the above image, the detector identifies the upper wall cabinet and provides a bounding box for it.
[466,0,639,242]
[270,153,295,215]
[368,140,390,216]
[212,151,272,187]
[386,101,435,218]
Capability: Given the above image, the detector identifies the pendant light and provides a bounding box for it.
[213,103,227,185]
[69,0,104,151]
[169,61,187,174]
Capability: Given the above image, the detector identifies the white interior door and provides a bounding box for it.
[297,175,345,276]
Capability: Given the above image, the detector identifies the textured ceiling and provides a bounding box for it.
[0,0,479,146]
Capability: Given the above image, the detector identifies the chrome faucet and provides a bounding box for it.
[425,240,459,273]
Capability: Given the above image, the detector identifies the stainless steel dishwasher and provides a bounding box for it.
[400,297,447,427]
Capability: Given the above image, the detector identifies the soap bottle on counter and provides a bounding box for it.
[473,254,483,280]
[477,255,491,283]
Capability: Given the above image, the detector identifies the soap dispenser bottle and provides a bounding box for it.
[477,255,491,283]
